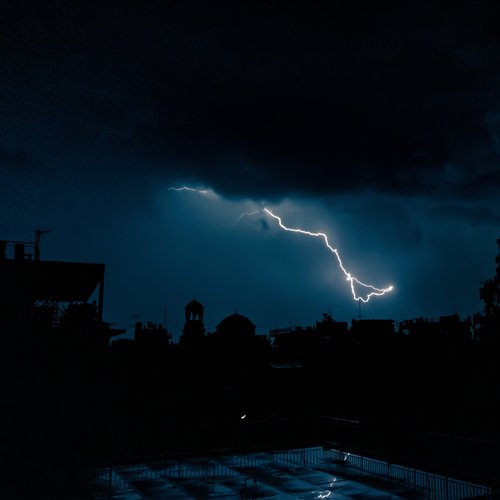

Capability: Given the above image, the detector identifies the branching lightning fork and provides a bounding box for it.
[262,208,393,302]
[235,210,260,222]
[168,186,209,194]
[169,185,394,303]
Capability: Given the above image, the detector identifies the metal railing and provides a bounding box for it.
[324,448,493,499]
[92,446,493,499]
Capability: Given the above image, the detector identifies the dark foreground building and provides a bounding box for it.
[0,237,122,348]
[0,235,123,496]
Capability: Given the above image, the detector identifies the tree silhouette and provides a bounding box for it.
[479,238,500,317]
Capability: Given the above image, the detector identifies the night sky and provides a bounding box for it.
[1,2,500,339]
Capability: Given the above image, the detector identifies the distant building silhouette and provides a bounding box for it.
[398,314,470,342]
[351,319,394,343]
[134,320,171,348]
[180,298,206,345]
[215,310,256,339]
[209,309,270,366]
[315,312,348,338]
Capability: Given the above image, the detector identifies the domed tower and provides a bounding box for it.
[180,298,206,345]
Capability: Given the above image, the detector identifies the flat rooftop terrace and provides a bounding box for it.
[88,446,492,499]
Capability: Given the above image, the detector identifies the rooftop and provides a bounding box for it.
[88,446,491,499]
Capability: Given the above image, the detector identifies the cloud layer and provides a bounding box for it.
[2,2,500,200]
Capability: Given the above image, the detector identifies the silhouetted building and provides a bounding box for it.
[438,313,469,339]
[399,314,470,342]
[351,319,394,342]
[0,236,121,349]
[0,253,104,327]
[215,310,256,338]
[180,298,206,345]
[269,325,318,362]
[134,320,171,348]
[399,317,440,337]
[209,310,270,366]
[315,312,349,338]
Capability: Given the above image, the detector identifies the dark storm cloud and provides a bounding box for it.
[0,147,51,178]
[1,1,500,200]
[433,204,500,226]
[0,148,39,171]
[466,168,500,198]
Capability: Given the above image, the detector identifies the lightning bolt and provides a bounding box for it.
[262,208,393,302]
[169,185,394,303]
[168,186,209,194]
[235,209,260,222]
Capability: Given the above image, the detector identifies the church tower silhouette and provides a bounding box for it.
[180,298,206,345]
